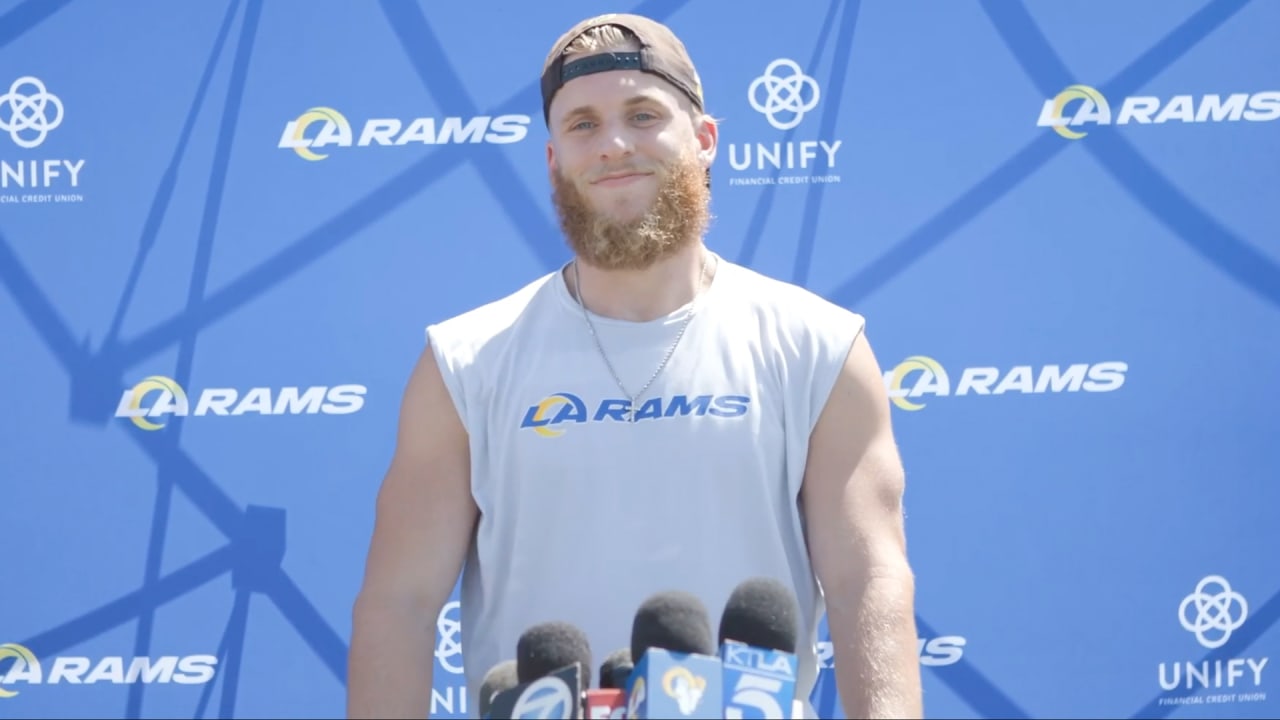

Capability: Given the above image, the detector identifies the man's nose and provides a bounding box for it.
[596,123,635,162]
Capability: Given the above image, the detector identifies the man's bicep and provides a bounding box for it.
[802,334,911,596]
[357,346,477,613]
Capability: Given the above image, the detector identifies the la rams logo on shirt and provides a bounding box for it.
[520,392,752,437]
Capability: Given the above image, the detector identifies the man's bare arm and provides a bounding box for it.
[802,333,923,719]
[347,346,478,719]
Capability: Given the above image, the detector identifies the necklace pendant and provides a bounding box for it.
[574,254,713,430]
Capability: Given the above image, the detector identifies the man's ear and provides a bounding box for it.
[695,114,719,167]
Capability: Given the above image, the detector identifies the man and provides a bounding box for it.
[346,13,922,719]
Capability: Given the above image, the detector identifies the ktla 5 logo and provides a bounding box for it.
[115,375,366,430]
[817,636,966,668]
[723,642,797,719]
[0,643,217,698]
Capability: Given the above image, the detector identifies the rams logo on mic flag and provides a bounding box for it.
[626,649,723,718]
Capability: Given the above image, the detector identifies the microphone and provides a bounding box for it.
[718,577,801,720]
[486,621,591,719]
[478,659,519,718]
[583,648,632,719]
[598,648,632,690]
[516,620,594,688]
[625,590,724,718]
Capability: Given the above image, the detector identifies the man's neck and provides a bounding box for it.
[567,243,715,322]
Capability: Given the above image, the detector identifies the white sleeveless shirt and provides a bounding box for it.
[425,253,865,717]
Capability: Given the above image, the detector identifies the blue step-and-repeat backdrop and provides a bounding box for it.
[3,0,1277,717]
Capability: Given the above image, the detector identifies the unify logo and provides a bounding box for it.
[0,76,86,204]
[1037,84,1280,139]
[0,77,62,148]
[434,600,463,675]
[430,601,466,716]
[115,375,366,430]
[0,643,217,698]
[279,106,531,160]
[1180,575,1248,650]
[728,58,841,188]
[884,356,1127,411]
[750,58,821,131]
[1157,575,1269,706]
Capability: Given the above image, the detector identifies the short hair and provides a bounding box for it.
[561,24,639,57]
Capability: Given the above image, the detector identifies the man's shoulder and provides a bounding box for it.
[425,270,559,356]
[720,259,866,330]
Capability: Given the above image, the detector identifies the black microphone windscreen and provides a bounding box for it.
[630,590,715,663]
[477,659,518,717]
[718,576,800,653]
[598,647,632,689]
[515,621,594,688]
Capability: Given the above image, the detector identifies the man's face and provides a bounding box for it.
[546,66,717,270]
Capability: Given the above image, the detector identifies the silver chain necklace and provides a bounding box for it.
[572,251,712,423]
